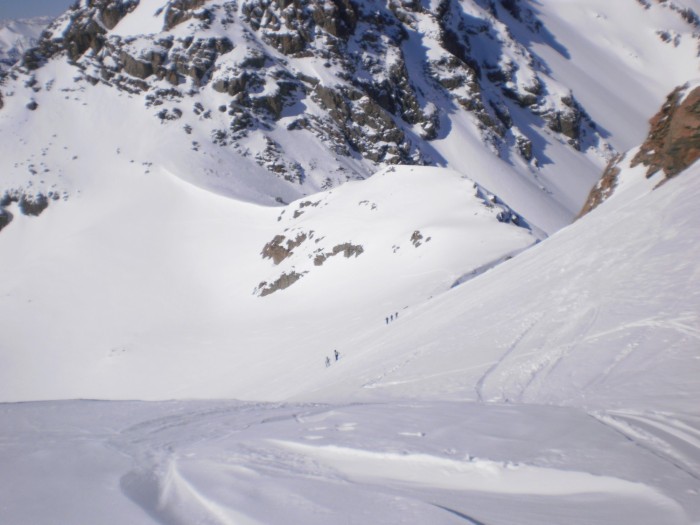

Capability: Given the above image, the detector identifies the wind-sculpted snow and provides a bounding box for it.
[0,400,696,525]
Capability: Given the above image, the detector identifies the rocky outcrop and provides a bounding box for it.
[542,95,583,149]
[313,242,364,265]
[19,1,136,68]
[163,0,209,31]
[257,271,305,296]
[262,232,308,264]
[121,52,153,79]
[410,230,430,248]
[631,85,700,179]
[580,84,700,217]
[0,189,56,231]
[0,209,12,232]
[578,155,622,217]
[8,0,612,188]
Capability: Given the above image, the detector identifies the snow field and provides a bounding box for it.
[1,400,696,525]
[0,1,699,523]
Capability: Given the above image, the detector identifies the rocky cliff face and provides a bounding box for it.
[579,82,700,217]
[4,0,603,184]
[631,85,700,180]
[2,0,698,233]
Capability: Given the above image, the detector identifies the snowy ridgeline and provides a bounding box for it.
[1,0,698,231]
[0,17,52,71]
[1,400,698,525]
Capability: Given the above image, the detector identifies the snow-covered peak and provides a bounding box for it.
[3,0,696,233]
[0,16,52,72]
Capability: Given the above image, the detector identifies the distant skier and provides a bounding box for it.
[395,312,399,319]
[390,314,394,322]
[334,349,340,361]
[325,356,331,367]
[385,317,389,325]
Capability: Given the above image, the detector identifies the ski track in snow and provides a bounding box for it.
[474,314,543,403]
[516,306,600,403]
[592,410,700,483]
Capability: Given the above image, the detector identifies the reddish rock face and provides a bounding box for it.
[632,85,700,179]
[579,84,700,217]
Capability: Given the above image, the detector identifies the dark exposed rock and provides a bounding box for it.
[164,0,209,31]
[26,100,39,110]
[313,242,364,265]
[258,271,305,296]
[410,230,426,247]
[11,0,607,186]
[292,200,320,218]
[1,189,50,217]
[578,154,622,217]
[19,193,49,216]
[499,0,522,20]
[516,136,533,161]
[502,78,541,108]
[0,209,12,232]
[262,232,308,264]
[311,84,409,163]
[542,96,582,148]
[311,0,357,38]
[264,32,307,55]
[121,52,154,79]
[580,84,700,217]
[474,186,528,227]
[20,0,137,68]
[101,0,139,29]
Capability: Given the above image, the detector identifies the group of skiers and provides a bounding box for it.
[325,349,340,367]
[385,312,399,325]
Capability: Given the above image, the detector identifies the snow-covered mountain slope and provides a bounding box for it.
[0,4,699,524]
[0,163,536,401]
[0,119,697,414]
[0,17,52,73]
[524,0,700,152]
[1,0,697,232]
[300,161,700,416]
[5,138,680,525]
[0,0,696,416]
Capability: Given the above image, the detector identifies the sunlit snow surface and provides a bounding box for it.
[1,1,699,522]
[1,400,697,525]
[1,167,698,524]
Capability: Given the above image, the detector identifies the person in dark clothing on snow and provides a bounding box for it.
[334,349,340,361]
[325,356,331,367]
